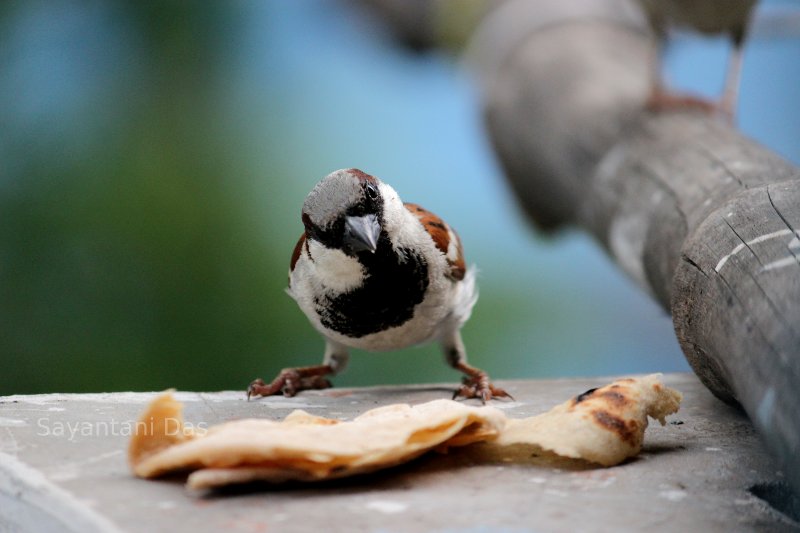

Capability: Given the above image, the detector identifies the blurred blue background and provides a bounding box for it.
[1,0,798,394]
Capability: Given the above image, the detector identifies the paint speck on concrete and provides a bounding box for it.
[365,500,408,514]
[0,418,28,427]
[659,490,687,502]
[489,401,524,410]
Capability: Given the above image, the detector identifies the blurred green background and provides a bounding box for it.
[2,1,798,394]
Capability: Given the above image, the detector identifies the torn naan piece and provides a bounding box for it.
[127,389,197,469]
[482,374,682,466]
[129,393,506,487]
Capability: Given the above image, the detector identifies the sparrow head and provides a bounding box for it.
[301,168,386,256]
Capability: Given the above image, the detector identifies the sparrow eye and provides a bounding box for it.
[365,183,378,200]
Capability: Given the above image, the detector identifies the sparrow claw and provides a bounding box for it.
[452,374,513,404]
[247,375,289,400]
[247,366,334,400]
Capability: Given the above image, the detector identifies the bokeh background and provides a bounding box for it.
[2,0,798,394]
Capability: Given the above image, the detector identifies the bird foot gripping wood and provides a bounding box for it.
[451,363,513,404]
[646,89,716,114]
[247,365,333,399]
[645,88,733,122]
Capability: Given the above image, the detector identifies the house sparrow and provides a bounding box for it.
[247,168,509,402]
[637,0,758,118]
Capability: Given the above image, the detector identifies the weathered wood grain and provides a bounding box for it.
[673,181,800,474]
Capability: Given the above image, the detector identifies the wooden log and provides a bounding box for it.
[469,0,800,494]
[364,0,800,495]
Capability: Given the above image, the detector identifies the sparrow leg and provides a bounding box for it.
[247,341,349,399]
[719,44,744,122]
[442,330,511,403]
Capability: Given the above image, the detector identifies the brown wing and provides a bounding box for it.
[405,203,466,281]
[290,233,306,272]
[289,233,314,286]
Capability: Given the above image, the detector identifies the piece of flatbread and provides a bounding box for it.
[483,374,682,466]
[126,389,196,470]
[129,394,506,487]
[129,374,682,489]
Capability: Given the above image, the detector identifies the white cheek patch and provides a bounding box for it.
[446,228,459,262]
[307,240,365,293]
[377,183,430,255]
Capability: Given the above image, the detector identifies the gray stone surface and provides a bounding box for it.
[1,374,798,532]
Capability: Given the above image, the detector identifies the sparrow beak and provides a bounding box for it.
[344,214,381,254]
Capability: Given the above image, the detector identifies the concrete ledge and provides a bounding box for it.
[1,374,798,532]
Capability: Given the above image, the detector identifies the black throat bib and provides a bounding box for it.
[315,235,429,338]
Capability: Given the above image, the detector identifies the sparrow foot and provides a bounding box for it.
[452,377,513,404]
[451,361,512,404]
[247,365,333,399]
[645,87,725,118]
